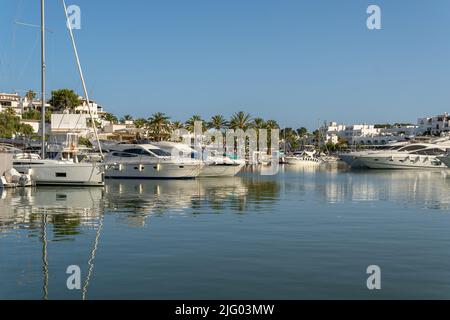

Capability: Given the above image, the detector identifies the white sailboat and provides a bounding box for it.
[14,0,105,186]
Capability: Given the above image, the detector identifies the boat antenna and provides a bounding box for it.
[61,0,103,158]
[40,0,46,159]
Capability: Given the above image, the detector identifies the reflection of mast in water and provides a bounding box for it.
[82,211,104,300]
[41,213,49,300]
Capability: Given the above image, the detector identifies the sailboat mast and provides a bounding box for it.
[40,0,46,158]
[62,0,104,158]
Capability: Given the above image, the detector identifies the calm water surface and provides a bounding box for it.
[2,164,450,299]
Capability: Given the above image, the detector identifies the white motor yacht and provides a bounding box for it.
[338,142,409,168]
[153,141,245,177]
[357,143,450,169]
[104,144,202,179]
[285,151,322,166]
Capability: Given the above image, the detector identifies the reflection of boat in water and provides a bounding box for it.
[321,170,450,209]
[104,177,249,224]
[0,187,104,227]
[0,182,105,300]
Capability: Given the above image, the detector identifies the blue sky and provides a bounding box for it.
[1,0,450,130]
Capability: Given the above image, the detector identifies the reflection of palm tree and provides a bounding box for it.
[229,111,252,130]
[147,112,171,141]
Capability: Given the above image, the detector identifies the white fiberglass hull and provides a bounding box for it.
[358,155,447,170]
[285,157,321,166]
[339,153,369,168]
[13,159,105,186]
[105,161,201,179]
[438,156,450,168]
[199,163,245,177]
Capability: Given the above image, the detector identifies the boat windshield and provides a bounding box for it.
[397,145,428,152]
[148,149,172,157]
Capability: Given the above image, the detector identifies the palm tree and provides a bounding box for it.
[147,112,171,141]
[102,112,118,124]
[120,114,133,123]
[134,118,147,129]
[297,127,308,137]
[185,115,205,133]
[26,90,37,101]
[171,121,185,131]
[265,119,279,130]
[264,119,280,153]
[251,118,266,130]
[229,111,252,130]
[208,115,229,131]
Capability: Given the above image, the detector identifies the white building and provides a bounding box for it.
[0,93,21,114]
[417,113,450,135]
[74,97,105,119]
[321,122,417,145]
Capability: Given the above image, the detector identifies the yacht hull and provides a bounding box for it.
[199,163,245,177]
[14,160,105,186]
[358,156,447,170]
[339,153,368,168]
[285,157,321,166]
[105,162,201,179]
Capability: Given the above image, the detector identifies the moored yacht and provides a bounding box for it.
[357,143,450,169]
[153,141,246,177]
[11,1,106,187]
[13,136,105,186]
[285,151,322,166]
[104,144,202,179]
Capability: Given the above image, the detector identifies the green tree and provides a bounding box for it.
[229,111,252,130]
[171,121,185,130]
[0,109,35,138]
[185,115,205,133]
[134,118,147,129]
[102,112,119,124]
[22,109,41,120]
[26,90,37,101]
[120,114,133,123]
[208,115,228,131]
[147,112,171,141]
[297,127,308,137]
[281,128,300,152]
[48,89,81,112]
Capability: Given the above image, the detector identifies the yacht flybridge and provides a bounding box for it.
[356,143,450,169]
[104,144,202,179]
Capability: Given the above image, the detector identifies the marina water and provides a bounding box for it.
[2,164,450,299]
